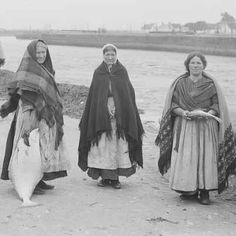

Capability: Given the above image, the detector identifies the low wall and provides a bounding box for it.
[38,33,236,57]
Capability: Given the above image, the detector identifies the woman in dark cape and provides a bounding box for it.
[0,40,70,194]
[78,44,144,189]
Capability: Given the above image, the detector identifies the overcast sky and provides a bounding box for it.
[1,0,236,30]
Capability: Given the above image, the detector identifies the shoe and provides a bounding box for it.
[180,192,198,200]
[97,179,110,187]
[33,186,45,195]
[111,180,121,189]
[37,180,55,190]
[199,190,210,205]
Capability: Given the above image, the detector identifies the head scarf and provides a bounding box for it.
[37,41,48,49]
[102,43,117,54]
[102,43,118,69]
[27,39,54,75]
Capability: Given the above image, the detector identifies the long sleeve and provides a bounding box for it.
[0,94,20,118]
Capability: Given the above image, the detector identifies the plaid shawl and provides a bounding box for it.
[156,72,236,193]
[7,40,63,148]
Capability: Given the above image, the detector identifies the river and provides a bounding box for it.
[1,36,236,124]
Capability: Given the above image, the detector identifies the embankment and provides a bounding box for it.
[16,31,236,57]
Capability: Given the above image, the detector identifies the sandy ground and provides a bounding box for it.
[1,112,236,236]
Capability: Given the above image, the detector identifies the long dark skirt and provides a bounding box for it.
[87,166,136,180]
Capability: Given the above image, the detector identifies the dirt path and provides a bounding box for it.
[0,114,236,236]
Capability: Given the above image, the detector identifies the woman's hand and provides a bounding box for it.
[188,110,209,119]
[173,108,191,120]
[22,132,30,146]
[0,103,9,118]
[109,107,115,118]
[182,110,191,120]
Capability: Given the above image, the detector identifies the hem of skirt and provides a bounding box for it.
[1,170,68,181]
[198,188,218,192]
[42,163,70,173]
[87,165,132,170]
[87,167,136,180]
[172,188,218,193]
[1,174,9,180]
[42,170,68,181]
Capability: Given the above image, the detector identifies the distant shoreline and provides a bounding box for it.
[15,31,236,57]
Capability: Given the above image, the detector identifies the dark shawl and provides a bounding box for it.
[78,61,144,171]
[155,72,236,193]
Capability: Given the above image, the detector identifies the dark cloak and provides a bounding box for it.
[78,61,144,171]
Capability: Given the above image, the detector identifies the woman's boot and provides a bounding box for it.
[111,178,121,189]
[97,179,110,187]
[199,190,210,205]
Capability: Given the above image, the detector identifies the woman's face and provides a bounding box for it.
[103,50,117,65]
[189,56,204,76]
[36,45,47,64]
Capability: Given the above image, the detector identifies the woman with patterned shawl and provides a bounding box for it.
[156,51,236,205]
[0,40,70,194]
[78,44,144,189]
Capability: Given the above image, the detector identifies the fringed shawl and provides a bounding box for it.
[78,61,144,171]
[7,40,63,149]
[156,72,236,193]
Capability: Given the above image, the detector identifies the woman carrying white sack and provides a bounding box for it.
[0,40,70,206]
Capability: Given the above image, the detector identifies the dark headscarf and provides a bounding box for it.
[27,40,54,75]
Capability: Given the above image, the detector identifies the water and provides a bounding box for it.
[1,36,236,124]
